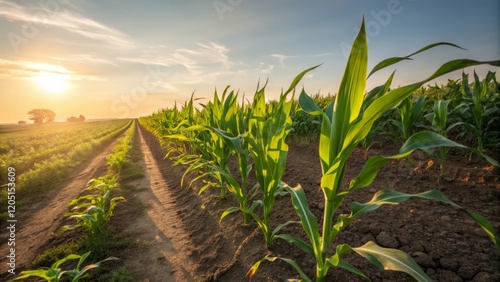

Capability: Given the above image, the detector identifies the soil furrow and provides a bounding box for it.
[0,124,131,278]
[114,124,238,281]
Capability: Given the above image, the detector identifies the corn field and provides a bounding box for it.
[138,21,500,281]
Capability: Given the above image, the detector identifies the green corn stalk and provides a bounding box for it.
[205,96,257,225]
[461,71,500,154]
[393,95,427,142]
[423,100,457,180]
[166,91,240,199]
[249,18,500,281]
[106,121,136,172]
[11,252,118,282]
[244,67,318,246]
[61,179,125,238]
[359,84,399,158]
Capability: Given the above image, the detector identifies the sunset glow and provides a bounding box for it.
[0,0,498,123]
[34,71,69,95]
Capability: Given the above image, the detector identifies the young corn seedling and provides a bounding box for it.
[460,71,500,154]
[61,179,125,238]
[423,100,456,180]
[249,19,500,281]
[393,95,427,142]
[12,252,118,282]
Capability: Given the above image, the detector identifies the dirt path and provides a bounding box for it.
[111,124,256,281]
[113,125,195,281]
[0,128,127,278]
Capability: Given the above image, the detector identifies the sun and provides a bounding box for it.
[35,71,69,94]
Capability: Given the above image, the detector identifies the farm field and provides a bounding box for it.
[0,120,132,216]
[2,62,500,282]
[2,118,497,281]
[130,123,500,281]
[0,120,136,279]
[1,13,499,282]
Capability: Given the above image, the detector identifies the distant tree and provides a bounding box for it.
[18,120,27,125]
[67,115,86,122]
[28,109,55,124]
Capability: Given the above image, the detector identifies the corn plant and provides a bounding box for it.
[244,68,318,246]
[203,95,257,225]
[359,86,399,158]
[12,252,118,282]
[393,95,427,142]
[167,90,244,199]
[423,100,459,180]
[61,179,125,238]
[106,122,136,172]
[249,19,500,281]
[460,71,500,153]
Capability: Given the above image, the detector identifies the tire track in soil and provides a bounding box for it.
[0,124,131,278]
[117,125,239,281]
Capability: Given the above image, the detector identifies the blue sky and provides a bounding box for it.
[0,0,499,122]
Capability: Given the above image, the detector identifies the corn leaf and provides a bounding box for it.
[75,256,120,280]
[326,244,370,281]
[350,131,466,191]
[283,65,321,96]
[416,190,500,251]
[368,42,465,78]
[299,89,324,116]
[399,131,466,154]
[348,152,411,191]
[247,256,312,282]
[333,17,368,155]
[220,206,239,223]
[11,270,55,281]
[351,189,500,251]
[353,241,432,282]
[284,184,321,259]
[275,233,314,256]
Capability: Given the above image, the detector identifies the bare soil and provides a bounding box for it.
[2,122,499,282]
[113,125,499,281]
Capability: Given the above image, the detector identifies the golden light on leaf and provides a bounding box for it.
[34,71,70,94]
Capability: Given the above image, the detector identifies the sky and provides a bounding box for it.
[0,0,499,123]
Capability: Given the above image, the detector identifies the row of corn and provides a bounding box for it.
[11,121,137,281]
[140,20,499,281]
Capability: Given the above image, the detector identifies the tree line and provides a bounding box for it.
[18,109,85,124]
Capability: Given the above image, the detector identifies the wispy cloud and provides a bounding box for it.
[119,42,233,71]
[271,53,298,68]
[271,53,333,68]
[307,53,333,58]
[118,41,244,85]
[257,62,274,74]
[0,1,134,48]
[0,59,103,81]
[53,54,117,66]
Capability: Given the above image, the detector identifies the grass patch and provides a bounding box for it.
[33,239,83,267]
[96,267,134,282]
[120,162,144,181]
